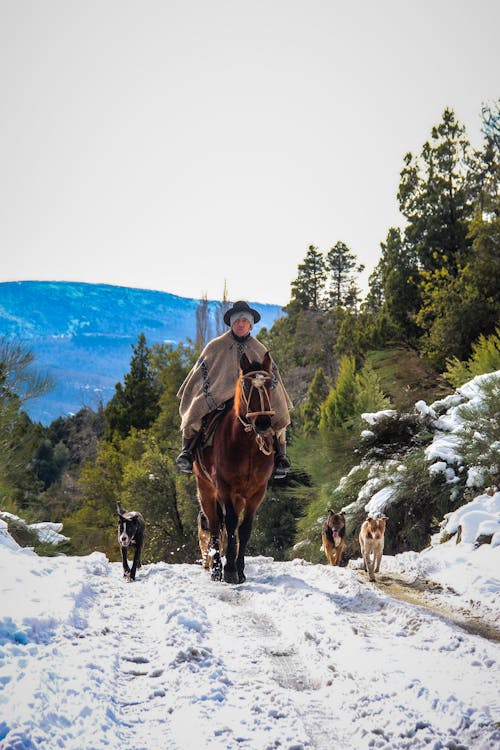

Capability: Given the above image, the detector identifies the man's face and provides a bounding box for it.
[231,316,252,337]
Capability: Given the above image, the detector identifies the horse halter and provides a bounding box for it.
[239,370,275,422]
[237,369,275,456]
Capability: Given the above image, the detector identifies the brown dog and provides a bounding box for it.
[321,510,346,566]
[359,515,388,581]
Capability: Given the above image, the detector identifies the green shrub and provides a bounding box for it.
[379,449,463,554]
[360,412,434,461]
[444,327,500,387]
[1,517,39,548]
[455,374,500,488]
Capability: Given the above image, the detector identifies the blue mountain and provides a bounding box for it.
[0,281,284,425]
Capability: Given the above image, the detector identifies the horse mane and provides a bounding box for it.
[233,372,244,415]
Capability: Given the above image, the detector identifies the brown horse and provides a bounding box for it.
[193,352,276,583]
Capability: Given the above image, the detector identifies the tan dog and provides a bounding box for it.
[321,510,346,566]
[359,515,388,581]
[197,511,227,570]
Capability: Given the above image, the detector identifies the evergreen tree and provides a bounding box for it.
[290,245,326,310]
[151,341,195,448]
[195,293,211,349]
[353,363,393,415]
[367,227,421,343]
[248,491,301,559]
[121,439,186,561]
[319,355,357,431]
[0,338,51,511]
[318,357,392,434]
[325,241,364,309]
[214,281,231,336]
[471,100,500,218]
[398,108,475,273]
[68,439,126,555]
[300,367,329,435]
[363,264,384,317]
[31,438,70,489]
[417,212,500,369]
[334,309,365,363]
[0,336,52,406]
[104,333,160,439]
[444,327,500,387]
[293,310,330,368]
[47,406,105,469]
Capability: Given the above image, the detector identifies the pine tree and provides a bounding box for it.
[121,440,186,561]
[398,108,475,273]
[195,292,211,349]
[325,241,364,308]
[319,355,357,431]
[368,227,421,343]
[416,213,500,369]
[472,100,500,218]
[150,340,195,447]
[290,245,326,310]
[354,363,393,415]
[0,338,51,509]
[104,333,160,439]
[301,367,329,435]
[214,281,231,336]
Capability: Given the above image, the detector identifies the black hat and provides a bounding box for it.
[223,300,261,326]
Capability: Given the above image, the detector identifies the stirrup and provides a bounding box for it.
[175,450,194,474]
[273,456,290,479]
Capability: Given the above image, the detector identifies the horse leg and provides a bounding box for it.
[235,512,254,584]
[222,503,240,584]
[198,494,223,581]
[210,502,226,581]
[209,533,223,581]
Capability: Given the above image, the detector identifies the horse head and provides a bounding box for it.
[236,352,275,434]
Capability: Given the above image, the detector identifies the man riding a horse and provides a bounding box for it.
[175,300,293,479]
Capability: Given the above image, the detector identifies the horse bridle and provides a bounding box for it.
[239,370,275,420]
[237,370,275,454]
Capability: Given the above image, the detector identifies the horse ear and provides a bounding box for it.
[262,351,272,372]
[240,353,250,371]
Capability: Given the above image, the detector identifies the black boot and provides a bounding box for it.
[274,442,291,479]
[175,437,195,474]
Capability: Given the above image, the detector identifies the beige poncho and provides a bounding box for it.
[177,330,293,437]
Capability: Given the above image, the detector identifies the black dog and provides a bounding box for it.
[117,502,145,581]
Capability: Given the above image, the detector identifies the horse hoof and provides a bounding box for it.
[238,572,246,584]
[223,569,239,584]
[211,567,222,582]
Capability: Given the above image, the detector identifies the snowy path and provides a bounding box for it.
[1,554,499,750]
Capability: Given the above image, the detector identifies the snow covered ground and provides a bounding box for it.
[0,509,499,750]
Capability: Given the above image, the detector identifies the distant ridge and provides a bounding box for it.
[0,281,284,424]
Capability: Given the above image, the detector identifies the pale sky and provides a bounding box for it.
[1,0,498,306]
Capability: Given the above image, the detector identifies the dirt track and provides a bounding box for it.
[357,570,500,643]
